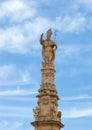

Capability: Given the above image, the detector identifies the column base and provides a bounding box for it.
[31,120,64,130]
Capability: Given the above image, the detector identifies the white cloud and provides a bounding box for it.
[0,26,32,54]
[0,64,37,86]
[77,0,92,7]
[0,0,37,22]
[0,15,87,54]
[0,0,91,55]
[0,112,30,118]
[0,120,8,128]
[0,105,32,111]
[0,89,37,96]
[58,45,81,57]
[0,106,33,118]
[63,107,92,118]
[0,65,14,79]
[1,97,35,102]
[56,44,92,77]
[20,70,32,82]
[0,18,52,54]
[39,0,52,4]
[56,14,86,33]
[62,95,92,101]
[0,28,31,54]
[12,121,23,128]
[0,120,23,129]
[57,44,92,60]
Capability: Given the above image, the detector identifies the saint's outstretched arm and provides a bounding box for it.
[40,33,44,45]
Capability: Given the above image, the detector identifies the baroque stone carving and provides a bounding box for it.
[31,29,64,130]
[33,106,40,120]
[40,29,57,63]
[42,98,49,105]
[50,100,57,120]
[57,111,62,121]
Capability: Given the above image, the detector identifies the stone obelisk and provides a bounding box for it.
[31,29,64,130]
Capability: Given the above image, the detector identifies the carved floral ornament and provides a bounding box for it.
[42,97,49,105]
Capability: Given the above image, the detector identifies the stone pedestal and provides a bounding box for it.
[32,121,63,130]
[31,62,64,130]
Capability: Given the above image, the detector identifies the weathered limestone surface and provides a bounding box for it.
[31,29,64,130]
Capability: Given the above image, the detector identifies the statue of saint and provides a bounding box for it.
[40,29,57,63]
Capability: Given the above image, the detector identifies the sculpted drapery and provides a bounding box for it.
[40,29,57,63]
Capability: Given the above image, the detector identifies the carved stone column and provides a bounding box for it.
[31,29,64,130]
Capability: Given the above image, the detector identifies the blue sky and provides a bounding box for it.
[0,0,92,130]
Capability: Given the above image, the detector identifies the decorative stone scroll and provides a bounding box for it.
[33,106,40,121]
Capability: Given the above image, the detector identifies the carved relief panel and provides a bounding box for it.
[42,71,54,84]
